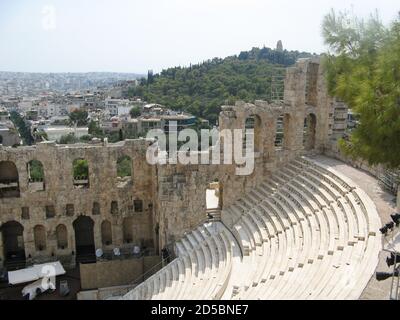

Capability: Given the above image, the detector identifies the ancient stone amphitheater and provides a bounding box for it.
[120,156,381,300]
[1,58,393,300]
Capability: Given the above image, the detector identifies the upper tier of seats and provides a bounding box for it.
[120,156,382,300]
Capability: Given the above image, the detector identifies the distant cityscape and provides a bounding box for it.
[0,71,204,148]
[0,71,144,96]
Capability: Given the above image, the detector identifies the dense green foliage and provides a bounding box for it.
[129,47,313,123]
[88,120,104,137]
[79,135,93,142]
[237,46,313,65]
[59,120,131,144]
[117,156,132,178]
[59,133,79,145]
[28,160,44,181]
[88,120,132,142]
[73,159,89,179]
[323,10,400,168]
[10,111,33,145]
[69,109,88,126]
[33,130,48,142]
[129,106,141,118]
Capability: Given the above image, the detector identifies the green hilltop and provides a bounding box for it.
[128,46,315,123]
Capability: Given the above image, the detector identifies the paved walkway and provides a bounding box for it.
[312,155,398,300]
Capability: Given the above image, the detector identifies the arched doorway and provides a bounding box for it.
[0,221,25,270]
[73,216,95,263]
[303,113,316,151]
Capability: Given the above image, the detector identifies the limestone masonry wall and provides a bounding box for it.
[0,139,156,268]
[0,58,341,270]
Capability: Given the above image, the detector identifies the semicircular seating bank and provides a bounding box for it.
[120,156,382,300]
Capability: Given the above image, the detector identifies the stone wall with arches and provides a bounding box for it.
[0,58,343,269]
[0,139,156,268]
[156,58,338,245]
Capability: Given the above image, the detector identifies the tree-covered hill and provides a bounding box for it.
[128,46,314,123]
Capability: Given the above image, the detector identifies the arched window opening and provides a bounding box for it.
[116,155,132,187]
[27,160,45,191]
[73,159,89,188]
[0,161,20,198]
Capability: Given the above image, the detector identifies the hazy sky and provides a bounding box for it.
[0,0,398,73]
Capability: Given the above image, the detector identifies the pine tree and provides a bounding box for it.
[323,10,400,168]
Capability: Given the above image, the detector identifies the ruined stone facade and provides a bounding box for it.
[0,57,347,271]
[0,140,155,269]
[156,57,344,245]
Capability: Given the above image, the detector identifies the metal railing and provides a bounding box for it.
[379,169,400,196]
